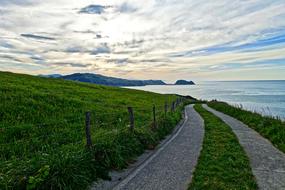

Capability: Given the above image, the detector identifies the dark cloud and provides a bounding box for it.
[79,5,111,14]
[21,33,56,41]
[0,54,22,62]
[116,58,128,64]
[0,41,14,49]
[65,43,111,55]
[65,46,83,53]
[30,55,44,61]
[96,34,102,39]
[107,58,128,65]
[91,43,111,55]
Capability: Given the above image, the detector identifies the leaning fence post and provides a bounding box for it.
[85,111,92,148]
[128,107,134,131]
[153,105,157,129]
[164,102,168,116]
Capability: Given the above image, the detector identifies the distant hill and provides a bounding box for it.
[59,73,166,86]
[175,80,195,85]
[39,73,195,86]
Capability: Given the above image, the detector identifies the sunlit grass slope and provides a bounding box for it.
[0,71,185,190]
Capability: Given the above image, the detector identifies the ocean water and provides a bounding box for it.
[126,81,285,119]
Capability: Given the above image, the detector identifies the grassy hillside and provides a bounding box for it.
[0,71,185,190]
[208,101,285,153]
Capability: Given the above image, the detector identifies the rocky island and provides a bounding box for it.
[175,80,195,85]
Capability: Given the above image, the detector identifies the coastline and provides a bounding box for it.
[125,81,285,120]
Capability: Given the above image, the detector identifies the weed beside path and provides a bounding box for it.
[189,104,257,190]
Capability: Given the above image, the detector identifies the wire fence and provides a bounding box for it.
[0,97,186,160]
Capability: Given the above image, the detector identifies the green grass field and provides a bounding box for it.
[189,104,257,190]
[208,101,285,153]
[0,71,186,190]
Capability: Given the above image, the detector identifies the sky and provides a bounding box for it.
[0,0,285,82]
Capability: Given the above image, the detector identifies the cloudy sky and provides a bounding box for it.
[0,0,285,81]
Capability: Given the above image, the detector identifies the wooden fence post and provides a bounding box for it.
[164,102,168,116]
[85,111,92,148]
[153,105,157,129]
[128,107,134,131]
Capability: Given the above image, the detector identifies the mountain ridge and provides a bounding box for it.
[40,73,195,86]
[60,73,166,86]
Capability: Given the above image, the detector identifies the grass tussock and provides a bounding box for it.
[189,104,257,190]
[208,101,285,153]
[0,71,186,190]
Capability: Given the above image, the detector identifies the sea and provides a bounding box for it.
[126,80,285,120]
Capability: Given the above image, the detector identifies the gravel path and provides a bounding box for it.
[203,104,285,190]
[112,104,204,190]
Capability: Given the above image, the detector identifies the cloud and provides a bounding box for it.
[0,54,22,63]
[79,5,111,14]
[30,55,44,61]
[169,33,285,58]
[117,2,138,13]
[79,2,138,15]
[65,46,84,53]
[51,62,91,68]
[21,33,56,41]
[90,43,111,55]
[0,0,285,80]
[107,58,129,65]
[0,40,14,49]
[0,0,36,6]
